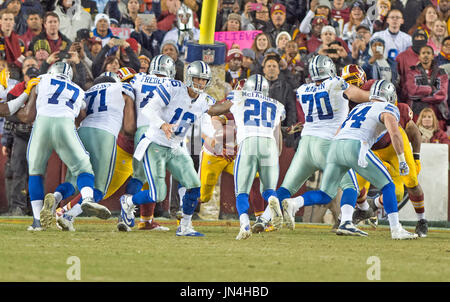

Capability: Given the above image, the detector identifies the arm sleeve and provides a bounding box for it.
[299,10,315,34]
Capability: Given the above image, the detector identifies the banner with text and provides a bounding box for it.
[214,30,262,51]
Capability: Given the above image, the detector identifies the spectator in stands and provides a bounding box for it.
[138,0,162,17]
[275,31,291,55]
[396,29,429,103]
[313,25,351,74]
[264,3,296,46]
[299,0,339,36]
[138,54,150,73]
[350,24,371,65]
[361,37,398,84]
[416,107,450,144]
[0,8,25,76]
[53,0,93,43]
[160,39,183,81]
[436,36,450,66]
[342,1,372,47]
[283,0,308,26]
[2,0,33,36]
[28,11,71,59]
[69,37,94,88]
[251,32,272,66]
[222,12,241,31]
[438,0,449,33]
[428,19,448,55]
[403,0,434,33]
[19,10,43,52]
[306,15,329,54]
[406,45,449,130]
[331,0,350,33]
[408,5,441,36]
[371,9,411,60]
[241,48,257,77]
[159,0,200,32]
[108,0,140,29]
[373,0,391,33]
[80,0,98,15]
[92,13,115,46]
[131,13,165,58]
[282,39,306,88]
[225,48,245,88]
[86,36,103,60]
[246,3,271,31]
[262,55,297,147]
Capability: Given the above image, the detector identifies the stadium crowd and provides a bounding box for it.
[0,0,448,231]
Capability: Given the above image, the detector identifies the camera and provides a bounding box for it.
[58,50,71,59]
[326,48,337,54]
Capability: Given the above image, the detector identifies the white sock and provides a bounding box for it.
[66,204,82,218]
[416,213,425,220]
[292,196,304,210]
[31,200,43,220]
[80,187,94,200]
[239,213,250,227]
[387,212,400,229]
[51,192,63,212]
[178,187,186,209]
[357,200,369,211]
[374,196,382,209]
[260,206,271,222]
[181,213,192,228]
[340,204,354,223]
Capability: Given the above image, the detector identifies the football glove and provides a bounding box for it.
[399,161,409,176]
[281,122,304,136]
[415,159,421,175]
[0,68,10,89]
[24,77,40,95]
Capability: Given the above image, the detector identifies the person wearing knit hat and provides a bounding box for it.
[223,13,241,31]
[160,39,183,81]
[275,31,292,53]
[93,13,114,46]
[126,38,140,55]
[264,2,296,50]
[225,49,245,87]
[138,55,150,73]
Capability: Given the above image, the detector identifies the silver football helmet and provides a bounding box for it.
[149,54,176,78]
[48,61,73,80]
[99,71,121,82]
[242,74,270,97]
[370,80,397,104]
[308,55,336,81]
[185,60,212,94]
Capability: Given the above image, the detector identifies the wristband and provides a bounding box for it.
[413,153,420,160]
[397,153,406,163]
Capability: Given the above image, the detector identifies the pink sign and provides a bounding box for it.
[111,27,132,40]
[214,30,262,50]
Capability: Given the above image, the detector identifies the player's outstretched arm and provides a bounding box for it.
[16,86,37,123]
[382,112,409,175]
[344,85,371,103]
[207,100,232,116]
[122,94,137,136]
[405,120,422,155]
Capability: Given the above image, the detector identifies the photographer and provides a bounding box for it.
[131,13,165,58]
[350,24,371,65]
[316,25,351,74]
[361,37,398,84]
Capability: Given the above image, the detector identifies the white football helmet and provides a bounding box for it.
[149,54,176,78]
[370,80,397,104]
[48,61,73,80]
[99,71,121,82]
[308,55,336,81]
[242,74,270,97]
[185,60,212,94]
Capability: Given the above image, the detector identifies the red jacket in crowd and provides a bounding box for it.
[395,47,419,104]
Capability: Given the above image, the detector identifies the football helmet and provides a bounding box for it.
[99,71,121,82]
[185,60,212,94]
[242,74,270,97]
[116,67,136,82]
[48,61,73,80]
[341,64,367,88]
[369,80,397,104]
[149,54,176,78]
[308,55,336,81]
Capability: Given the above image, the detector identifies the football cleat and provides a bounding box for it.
[352,207,375,225]
[176,224,205,237]
[415,219,428,238]
[56,214,75,232]
[335,221,368,237]
[40,193,56,229]
[81,197,111,219]
[138,220,170,231]
[282,198,297,230]
[27,218,43,231]
[236,224,252,240]
[268,196,283,230]
[391,224,418,240]
[119,194,136,228]
[251,217,265,234]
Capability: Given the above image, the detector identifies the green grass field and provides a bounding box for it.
[1,217,449,282]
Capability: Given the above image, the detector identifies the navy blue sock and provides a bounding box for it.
[54,182,75,200]
[126,178,144,195]
[276,187,291,202]
[381,182,398,214]
[236,193,250,216]
[340,188,357,208]
[132,190,154,205]
[29,175,44,201]
[182,187,200,215]
[303,190,332,206]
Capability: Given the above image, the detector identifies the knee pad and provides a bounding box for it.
[126,178,144,195]
[93,189,104,203]
[182,187,200,215]
[29,175,44,201]
[76,172,94,190]
[340,188,357,207]
[236,193,250,216]
[276,187,291,202]
[55,182,75,200]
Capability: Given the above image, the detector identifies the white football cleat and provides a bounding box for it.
[236,224,252,240]
[176,222,204,237]
[391,225,418,240]
[119,194,136,228]
[56,214,75,232]
[282,198,297,230]
[40,193,56,229]
[336,221,368,237]
[81,197,111,219]
[268,196,283,230]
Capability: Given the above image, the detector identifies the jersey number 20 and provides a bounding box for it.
[244,98,277,128]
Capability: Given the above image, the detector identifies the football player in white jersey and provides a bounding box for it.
[16,62,106,230]
[117,54,175,232]
[275,55,371,235]
[41,72,136,231]
[120,60,216,237]
[283,80,418,240]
